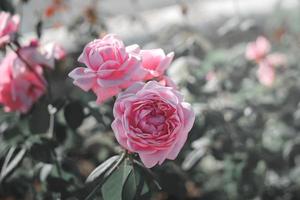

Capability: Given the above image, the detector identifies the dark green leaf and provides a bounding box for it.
[101,159,132,200]
[29,140,55,163]
[64,101,85,130]
[86,155,120,183]
[29,103,50,134]
[0,0,14,13]
[47,176,69,193]
[2,126,23,143]
[122,165,145,200]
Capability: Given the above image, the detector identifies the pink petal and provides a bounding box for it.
[93,85,121,104]
[257,61,275,87]
[167,103,195,160]
[68,67,96,91]
[139,153,160,168]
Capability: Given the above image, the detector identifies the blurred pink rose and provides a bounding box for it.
[0,12,20,47]
[140,49,174,80]
[0,52,46,113]
[245,36,270,62]
[68,34,142,103]
[112,81,195,168]
[18,39,56,69]
[42,42,66,60]
[246,36,287,87]
[257,60,275,87]
[18,39,66,70]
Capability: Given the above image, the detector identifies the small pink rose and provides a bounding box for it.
[140,49,174,80]
[0,52,46,113]
[68,34,142,103]
[42,42,66,60]
[245,36,270,62]
[112,81,195,168]
[18,39,56,69]
[0,12,20,47]
[257,60,275,87]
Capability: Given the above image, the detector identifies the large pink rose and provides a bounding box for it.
[0,12,20,47]
[245,36,270,62]
[139,49,174,80]
[0,52,46,113]
[68,34,142,103]
[112,81,195,168]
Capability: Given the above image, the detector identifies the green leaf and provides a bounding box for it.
[101,159,132,200]
[0,147,26,182]
[141,181,150,196]
[86,155,120,183]
[64,101,85,130]
[2,126,24,144]
[29,139,56,163]
[29,103,50,134]
[122,164,148,200]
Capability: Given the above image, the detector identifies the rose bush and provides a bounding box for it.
[112,81,195,168]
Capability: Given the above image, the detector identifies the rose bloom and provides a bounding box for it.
[68,34,142,103]
[112,81,195,168]
[0,12,20,47]
[139,49,174,80]
[257,60,275,87]
[245,36,270,62]
[19,39,64,69]
[0,52,46,113]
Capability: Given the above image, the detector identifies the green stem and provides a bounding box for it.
[51,150,63,178]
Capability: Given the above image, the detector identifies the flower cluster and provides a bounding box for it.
[68,34,174,103]
[245,36,286,86]
[69,34,195,168]
[0,12,65,113]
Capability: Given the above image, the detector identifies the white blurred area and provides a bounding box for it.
[14,0,299,51]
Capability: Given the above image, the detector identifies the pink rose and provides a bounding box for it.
[257,60,275,87]
[18,39,55,69]
[0,52,46,113]
[68,34,142,103]
[245,36,270,62]
[42,42,66,60]
[112,81,195,168]
[140,49,174,80]
[0,12,20,47]
[246,36,287,87]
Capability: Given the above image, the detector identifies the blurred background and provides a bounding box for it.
[1,0,300,199]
